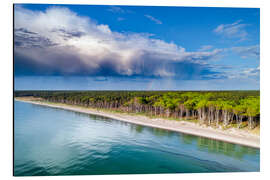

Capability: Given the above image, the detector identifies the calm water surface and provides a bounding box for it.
[14,101,260,176]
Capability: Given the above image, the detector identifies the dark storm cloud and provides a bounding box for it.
[15,28,37,35]
[51,28,86,39]
[14,6,227,80]
[15,28,58,48]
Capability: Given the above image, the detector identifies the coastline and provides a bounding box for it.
[15,98,260,148]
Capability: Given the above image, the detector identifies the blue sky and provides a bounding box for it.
[14,4,260,90]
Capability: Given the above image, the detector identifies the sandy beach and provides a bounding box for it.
[15,98,260,148]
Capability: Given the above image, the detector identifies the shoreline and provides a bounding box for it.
[15,98,260,148]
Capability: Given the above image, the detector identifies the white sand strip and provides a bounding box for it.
[15,99,260,148]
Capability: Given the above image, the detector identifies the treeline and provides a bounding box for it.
[15,90,260,129]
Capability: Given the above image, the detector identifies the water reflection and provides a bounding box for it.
[32,103,259,161]
[196,137,258,160]
[181,134,195,145]
[15,101,259,175]
[129,123,259,161]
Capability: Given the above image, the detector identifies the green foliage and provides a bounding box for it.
[15,90,260,118]
[240,97,260,116]
[195,98,208,109]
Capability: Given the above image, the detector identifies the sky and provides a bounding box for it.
[14,4,260,90]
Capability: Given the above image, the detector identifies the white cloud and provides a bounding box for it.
[107,6,125,13]
[144,14,162,24]
[213,20,248,41]
[242,67,260,77]
[226,66,260,80]
[231,45,259,59]
[198,45,213,51]
[117,17,125,21]
[14,6,223,78]
[107,6,133,14]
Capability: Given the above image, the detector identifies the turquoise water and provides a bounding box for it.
[14,101,260,176]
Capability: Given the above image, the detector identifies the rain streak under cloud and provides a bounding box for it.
[14,5,260,90]
[15,6,226,79]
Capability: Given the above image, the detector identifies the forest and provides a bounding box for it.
[15,90,260,129]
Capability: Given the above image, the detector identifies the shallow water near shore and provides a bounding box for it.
[14,101,260,176]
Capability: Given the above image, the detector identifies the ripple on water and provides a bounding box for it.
[14,101,260,175]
